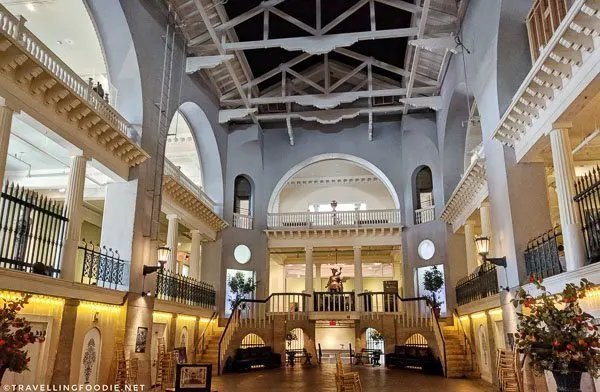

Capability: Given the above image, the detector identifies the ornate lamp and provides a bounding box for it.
[330,200,338,212]
[474,235,507,268]
[143,246,171,275]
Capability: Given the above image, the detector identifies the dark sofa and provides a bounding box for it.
[385,345,442,374]
[229,346,282,372]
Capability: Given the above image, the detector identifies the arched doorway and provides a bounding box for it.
[405,333,428,347]
[286,328,305,352]
[78,328,102,385]
[240,333,266,349]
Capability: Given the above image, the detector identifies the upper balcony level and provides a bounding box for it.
[266,209,402,230]
[0,5,148,179]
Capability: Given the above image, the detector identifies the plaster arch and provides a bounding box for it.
[78,327,102,385]
[178,102,224,206]
[267,153,401,213]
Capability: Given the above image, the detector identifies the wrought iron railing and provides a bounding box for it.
[155,269,216,308]
[455,263,498,306]
[79,241,129,290]
[575,167,600,264]
[523,226,564,279]
[0,182,67,277]
[267,209,402,229]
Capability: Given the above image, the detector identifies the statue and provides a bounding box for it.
[326,267,346,293]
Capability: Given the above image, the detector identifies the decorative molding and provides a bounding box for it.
[265,226,403,248]
[409,36,458,53]
[440,156,488,233]
[285,175,381,187]
[297,108,361,124]
[218,108,258,123]
[186,55,234,73]
[400,96,443,110]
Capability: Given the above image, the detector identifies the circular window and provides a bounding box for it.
[418,240,435,260]
[234,245,251,264]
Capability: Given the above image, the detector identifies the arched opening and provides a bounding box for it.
[233,175,254,229]
[413,166,435,224]
[286,328,305,352]
[405,333,428,347]
[179,326,188,351]
[78,327,101,385]
[240,333,265,349]
[366,328,384,353]
[166,111,203,188]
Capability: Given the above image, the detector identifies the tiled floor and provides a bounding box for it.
[211,365,494,391]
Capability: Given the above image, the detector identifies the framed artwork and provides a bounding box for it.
[135,327,148,353]
[175,364,212,392]
[175,346,188,364]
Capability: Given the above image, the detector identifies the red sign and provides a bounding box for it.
[329,320,336,326]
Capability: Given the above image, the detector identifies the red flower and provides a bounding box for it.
[0,339,5,346]
[567,344,574,350]
[528,276,535,283]
[588,326,594,331]
[38,338,45,343]
[553,340,561,347]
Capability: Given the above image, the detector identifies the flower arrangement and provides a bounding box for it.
[512,276,600,377]
[370,330,384,342]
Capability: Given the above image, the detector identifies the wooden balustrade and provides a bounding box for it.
[267,209,402,229]
[233,213,253,229]
[527,0,573,61]
[414,206,435,224]
[358,293,432,329]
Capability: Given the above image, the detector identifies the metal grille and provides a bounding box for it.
[155,269,216,308]
[574,167,600,264]
[0,183,67,276]
[404,333,428,348]
[240,333,265,349]
[524,226,564,279]
[79,241,129,290]
[455,263,498,306]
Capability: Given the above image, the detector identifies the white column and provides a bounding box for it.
[314,263,321,292]
[60,155,87,281]
[0,105,14,182]
[550,128,586,270]
[354,246,363,311]
[464,220,478,274]
[480,201,493,259]
[305,247,314,311]
[166,214,179,272]
[189,230,202,280]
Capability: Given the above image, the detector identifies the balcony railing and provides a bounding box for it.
[0,182,67,277]
[313,292,355,312]
[163,159,220,213]
[155,269,216,308]
[524,226,564,280]
[414,206,435,224]
[267,209,402,229]
[575,166,600,264]
[455,263,498,306]
[79,241,130,290]
[233,213,253,230]
[527,0,573,61]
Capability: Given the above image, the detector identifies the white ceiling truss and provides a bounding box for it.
[168,0,466,141]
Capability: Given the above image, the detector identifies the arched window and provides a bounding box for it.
[405,333,428,347]
[241,333,265,349]
[413,166,435,224]
[233,175,253,229]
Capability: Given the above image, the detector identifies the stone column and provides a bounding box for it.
[50,299,80,385]
[189,230,202,280]
[549,128,586,271]
[60,155,87,282]
[314,262,321,292]
[166,214,179,272]
[354,246,363,311]
[0,105,14,182]
[305,247,313,310]
[464,220,478,274]
[480,201,493,258]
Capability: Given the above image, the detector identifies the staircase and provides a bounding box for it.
[197,325,224,374]
[440,320,480,379]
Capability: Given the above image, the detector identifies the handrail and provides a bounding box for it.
[197,311,218,358]
[453,310,478,375]
[267,209,402,229]
[217,307,239,375]
[430,305,447,377]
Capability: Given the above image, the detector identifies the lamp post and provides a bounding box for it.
[142,246,171,297]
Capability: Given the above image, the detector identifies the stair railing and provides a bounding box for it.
[429,301,447,377]
[358,292,432,329]
[217,293,311,374]
[453,310,478,375]
[196,311,218,358]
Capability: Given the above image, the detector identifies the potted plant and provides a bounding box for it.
[423,265,444,318]
[0,294,46,384]
[286,330,298,350]
[512,276,600,392]
[227,272,258,311]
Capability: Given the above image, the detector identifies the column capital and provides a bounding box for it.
[189,229,201,235]
[166,213,179,221]
[550,122,573,132]
[353,245,362,250]
[464,220,476,227]
[480,201,491,209]
[305,246,313,252]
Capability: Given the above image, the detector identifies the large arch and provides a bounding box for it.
[178,101,224,206]
[267,153,400,213]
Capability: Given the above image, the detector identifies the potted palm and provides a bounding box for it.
[0,294,46,384]
[513,276,600,392]
[227,272,258,310]
[423,265,444,318]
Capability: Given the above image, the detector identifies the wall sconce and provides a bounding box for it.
[143,246,171,276]
[474,236,506,268]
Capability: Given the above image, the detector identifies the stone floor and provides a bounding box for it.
[211,365,494,391]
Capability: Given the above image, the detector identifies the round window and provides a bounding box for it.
[234,245,251,264]
[418,240,435,260]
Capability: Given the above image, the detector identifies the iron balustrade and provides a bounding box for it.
[79,241,129,290]
[455,263,499,306]
[155,269,216,308]
[0,182,67,277]
[313,292,355,312]
[524,226,564,279]
[574,167,600,264]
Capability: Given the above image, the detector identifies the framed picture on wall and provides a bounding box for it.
[135,327,148,353]
[175,364,212,392]
[175,346,188,364]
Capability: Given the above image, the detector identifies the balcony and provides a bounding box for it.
[233,212,253,230]
[455,263,499,306]
[267,209,402,230]
[155,269,216,309]
[523,226,565,280]
[527,0,572,62]
[0,5,148,179]
[414,206,435,224]
[79,241,130,291]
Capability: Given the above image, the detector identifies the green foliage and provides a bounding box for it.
[227,272,258,310]
[512,276,600,376]
[423,265,444,308]
[0,294,46,374]
[370,330,384,342]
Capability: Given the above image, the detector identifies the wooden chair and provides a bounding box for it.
[114,342,127,386]
[335,353,362,392]
[126,358,139,385]
[496,349,521,392]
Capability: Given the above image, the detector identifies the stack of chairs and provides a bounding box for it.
[114,342,128,386]
[496,349,522,392]
[126,358,139,385]
[335,353,362,392]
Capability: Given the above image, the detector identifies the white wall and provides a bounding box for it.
[278,182,395,212]
[316,326,355,350]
